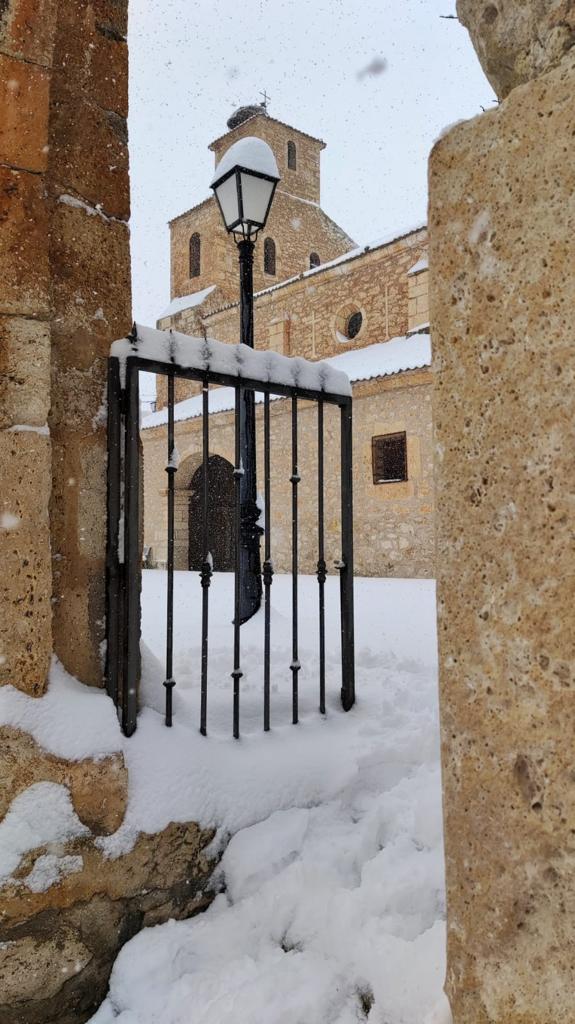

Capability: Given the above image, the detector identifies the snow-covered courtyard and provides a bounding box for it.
[91,572,446,1024]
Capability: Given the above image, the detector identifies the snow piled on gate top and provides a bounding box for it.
[110,324,351,396]
[141,331,430,430]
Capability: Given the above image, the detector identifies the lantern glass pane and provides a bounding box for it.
[240,172,274,228]
[215,174,239,229]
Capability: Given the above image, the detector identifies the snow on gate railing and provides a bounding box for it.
[106,324,355,737]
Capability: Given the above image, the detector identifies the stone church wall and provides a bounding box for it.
[430,26,575,1024]
[142,368,434,579]
[204,227,427,361]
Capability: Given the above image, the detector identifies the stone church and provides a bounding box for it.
[142,105,433,578]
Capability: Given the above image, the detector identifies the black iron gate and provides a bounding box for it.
[106,329,355,738]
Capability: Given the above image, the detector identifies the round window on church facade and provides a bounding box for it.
[334,304,365,343]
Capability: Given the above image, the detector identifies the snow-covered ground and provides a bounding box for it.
[91,572,447,1024]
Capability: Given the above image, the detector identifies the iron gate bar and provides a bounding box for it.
[317,399,326,715]
[120,356,350,409]
[122,362,140,737]
[290,396,301,725]
[164,372,176,726]
[105,357,122,710]
[232,390,243,739]
[340,401,355,710]
[263,392,273,732]
[200,380,212,736]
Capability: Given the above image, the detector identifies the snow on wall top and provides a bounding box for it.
[408,256,429,276]
[159,285,216,319]
[110,324,351,397]
[211,136,279,184]
[141,332,431,431]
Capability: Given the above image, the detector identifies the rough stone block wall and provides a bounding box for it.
[47,2,132,686]
[1,6,220,1023]
[0,0,55,695]
[142,369,434,579]
[429,47,575,1024]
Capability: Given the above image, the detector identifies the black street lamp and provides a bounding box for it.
[211,137,280,623]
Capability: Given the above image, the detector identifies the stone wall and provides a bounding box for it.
[0,0,55,695]
[142,368,435,579]
[0,6,219,1022]
[204,227,427,362]
[430,37,575,1024]
[167,189,355,320]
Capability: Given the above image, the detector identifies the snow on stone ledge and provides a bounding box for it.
[159,285,216,320]
[0,658,122,761]
[110,324,351,397]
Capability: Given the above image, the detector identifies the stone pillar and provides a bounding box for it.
[0,0,56,695]
[47,2,131,686]
[430,37,575,1024]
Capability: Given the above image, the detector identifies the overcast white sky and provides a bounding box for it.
[129,0,493,330]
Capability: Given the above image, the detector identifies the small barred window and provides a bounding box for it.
[372,432,407,484]
[189,233,201,277]
[309,252,320,269]
[264,237,276,275]
[287,140,297,170]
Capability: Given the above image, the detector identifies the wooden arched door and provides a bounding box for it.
[188,455,235,571]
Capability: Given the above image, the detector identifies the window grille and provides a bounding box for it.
[309,252,320,269]
[264,237,276,275]
[372,432,407,484]
[189,233,201,277]
[287,140,297,170]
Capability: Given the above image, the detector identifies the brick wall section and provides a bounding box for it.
[142,368,434,579]
[0,0,56,695]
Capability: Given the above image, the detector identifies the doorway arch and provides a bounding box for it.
[188,455,235,571]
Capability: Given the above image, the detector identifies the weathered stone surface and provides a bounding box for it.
[0,166,50,317]
[0,933,92,1004]
[0,53,50,172]
[457,0,575,98]
[0,431,52,695]
[429,50,575,1023]
[0,821,216,1024]
[43,2,131,687]
[0,315,50,429]
[0,0,57,65]
[0,727,127,834]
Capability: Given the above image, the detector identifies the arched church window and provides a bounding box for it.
[309,252,320,269]
[287,141,297,170]
[264,237,276,276]
[189,233,201,278]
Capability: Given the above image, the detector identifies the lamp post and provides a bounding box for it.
[211,137,280,623]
